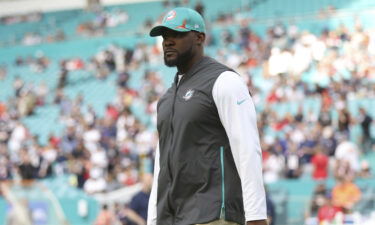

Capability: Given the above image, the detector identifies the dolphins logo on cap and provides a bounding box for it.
[165,10,176,21]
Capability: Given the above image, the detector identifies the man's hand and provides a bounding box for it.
[247,220,268,225]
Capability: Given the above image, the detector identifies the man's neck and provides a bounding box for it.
[177,52,204,74]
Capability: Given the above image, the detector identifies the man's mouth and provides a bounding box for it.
[164,50,177,57]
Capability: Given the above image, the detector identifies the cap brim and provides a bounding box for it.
[149,25,190,37]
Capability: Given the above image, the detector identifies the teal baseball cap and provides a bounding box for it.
[150,7,205,37]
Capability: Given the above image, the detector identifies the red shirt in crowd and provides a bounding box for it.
[318,204,342,222]
[106,105,119,120]
[311,153,329,180]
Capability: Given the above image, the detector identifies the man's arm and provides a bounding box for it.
[213,71,267,224]
[147,143,160,225]
[126,208,146,225]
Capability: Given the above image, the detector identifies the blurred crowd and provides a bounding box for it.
[209,11,374,225]
[0,12,42,25]
[257,20,375,182]
[0,25,164,224]
[1,1,375,225]
[203,3,375,184]
[1,7,128,46]
[0,43,162,195]
[76,9,129,37]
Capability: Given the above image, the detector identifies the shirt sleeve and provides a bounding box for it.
[147,143,160,225]
[212,71,267,221]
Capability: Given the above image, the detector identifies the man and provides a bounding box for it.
[147,7,267,225]
[358,107,373,154]
[311,146,329,180]
[317,194,342,224]
[332,176,361,212]
[125,173,153,225]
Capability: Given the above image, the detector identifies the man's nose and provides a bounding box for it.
[163,37,175,47]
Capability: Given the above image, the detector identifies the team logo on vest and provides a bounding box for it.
[183,89,194,101]
[165,10,176,21]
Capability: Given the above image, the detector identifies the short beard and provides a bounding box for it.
[164,46,194,68]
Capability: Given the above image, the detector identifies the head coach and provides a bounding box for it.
[147,7,268,225]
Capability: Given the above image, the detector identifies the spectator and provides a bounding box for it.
[17,90,37,117]
[318,106,332,127]
[117,70,130,88]
[319,126,337,156]
[299,131,318,164]
[306,183,329,219]
[358,160,371,178]
[95,204,116,225]
[317,194,343,224]
[358,107,373,153]
[105,173,122,192]
[8,122,29,160]
[35,82,49,106]
[124,173,152,225]
[334,159,355,180]
[337,109,351,137]
[60,126,78,154]
[57,63,69,89]
[194,0,204,16]
[83,123,101,153]
[18,150,37,180]
[311,146,329,180]
[266,192,276,225]
[332,177,361,212]
[0,153,10,180]
[263,147,285,184]
[335,137,360,174]
[84,167,107,194]
[119,165,138,186]
[37,144,56,178]
[68,157,87,189]
[285,144,302,179]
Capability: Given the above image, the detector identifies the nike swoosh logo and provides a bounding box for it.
[237,99,247,105]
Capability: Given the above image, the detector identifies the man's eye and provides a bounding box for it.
[175,32,188,38]
[162,32,188,39]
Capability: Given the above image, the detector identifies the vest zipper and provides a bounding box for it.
[169,76,184,180]
[220,146,226,220]
[168,85,178,180]
[167,81,180,221]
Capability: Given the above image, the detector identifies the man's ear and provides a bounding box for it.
[196,32,206,46]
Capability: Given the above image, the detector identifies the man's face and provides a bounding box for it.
[162,29,196,67]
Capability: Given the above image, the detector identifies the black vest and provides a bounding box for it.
[156,56,245,225]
